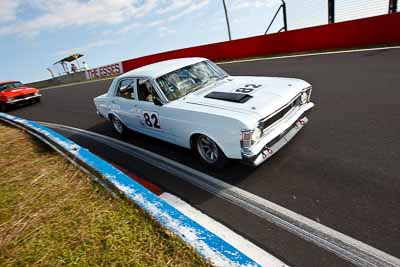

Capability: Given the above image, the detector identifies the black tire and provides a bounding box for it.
[0,102,7,112]
[31,97,40,104]
[110,115,127,136]
[193,134,229,169]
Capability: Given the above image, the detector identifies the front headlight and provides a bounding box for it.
[300,92,308,104]
[240,127,262,148]
[300,87,312,104]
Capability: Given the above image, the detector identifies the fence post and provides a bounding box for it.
[222,0,232,41]
[328,0,335,23]
[282,0,288,31]
[265,1,287,34]
[389,0,398,13]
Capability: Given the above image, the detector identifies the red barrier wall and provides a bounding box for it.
[122,13,400,72]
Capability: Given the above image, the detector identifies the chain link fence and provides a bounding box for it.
[335,0,390,22]
[264,0,397,34]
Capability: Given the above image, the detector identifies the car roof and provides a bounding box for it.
[0,80,18,85]
[119,57,208,79]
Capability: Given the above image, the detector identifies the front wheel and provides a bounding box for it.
[195,135,228,169]
[111,115,127,136]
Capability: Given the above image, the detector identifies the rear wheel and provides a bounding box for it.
[31,97,40,104]
[0,102,7,112]
[110,115,126,136]
[194,135,228,169]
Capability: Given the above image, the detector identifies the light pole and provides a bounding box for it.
[389,0,398,13]
[222,0,232,41]
[328,0,335,23]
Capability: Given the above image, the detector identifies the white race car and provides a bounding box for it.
[94,57,314,168]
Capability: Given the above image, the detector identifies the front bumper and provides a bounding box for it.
[7,94,41,105]
[242,102,314,166]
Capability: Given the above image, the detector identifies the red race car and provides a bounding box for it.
[0,81,41,112]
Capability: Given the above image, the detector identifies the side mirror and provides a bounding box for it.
[153,97,163,106]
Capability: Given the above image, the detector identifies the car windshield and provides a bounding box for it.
[0,82,23,92]
[156,60,227,101]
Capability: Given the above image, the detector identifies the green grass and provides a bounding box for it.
[0,124,211,267]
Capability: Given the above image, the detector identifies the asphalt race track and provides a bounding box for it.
[9,48,400,266]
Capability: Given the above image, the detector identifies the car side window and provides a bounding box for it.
[137,79,157,103]
[116,79,135,100]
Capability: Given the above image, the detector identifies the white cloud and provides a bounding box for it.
[85,39,118,49]
[0,0,210,38]
[116,19,165,35]
[117,23,143,35]
[230,0,281,9]
[233,18,244,24]
[158,26,176,37]
[116,0,209,35]
[56,39,118,57]
[0,0,19,22]
[157,0,192,14]
[167,0,209,22]
[0,0,158,37]
[147,19,166,27]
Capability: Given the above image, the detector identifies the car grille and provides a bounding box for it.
[14,93,34,100]
[259,95,301,132]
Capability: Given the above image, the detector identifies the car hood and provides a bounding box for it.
[183,76,310,119]
[0,87,38,97]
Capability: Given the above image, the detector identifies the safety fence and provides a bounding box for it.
[26,3,400,86]
[121,12,400,73]
[265,0,396,33]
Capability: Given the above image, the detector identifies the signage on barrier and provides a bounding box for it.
[85,62,123,80]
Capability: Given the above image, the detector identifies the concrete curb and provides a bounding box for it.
[0,113,260,267]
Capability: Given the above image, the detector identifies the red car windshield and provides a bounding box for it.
[0,82,23,92]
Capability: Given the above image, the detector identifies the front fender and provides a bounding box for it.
[189,130,242,159]
[184,115,245,159]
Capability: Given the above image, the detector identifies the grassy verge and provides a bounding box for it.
[0,124,211,267]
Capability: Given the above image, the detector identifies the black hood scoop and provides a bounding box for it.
[204,91,252,103]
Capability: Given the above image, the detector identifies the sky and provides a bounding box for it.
[0,0,390,83]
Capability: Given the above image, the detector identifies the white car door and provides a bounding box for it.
[111,78,141,130]
[135,78,175,142]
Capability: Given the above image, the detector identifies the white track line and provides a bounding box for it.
[38,122,400,267]
[38,46,400,91]
[218,45,400,65]
[160,192,288,267]
[39,77,115,91]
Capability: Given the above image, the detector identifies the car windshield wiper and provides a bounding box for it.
[183,75,227,97]
[184,82,206,96]
[210,75,228,83]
